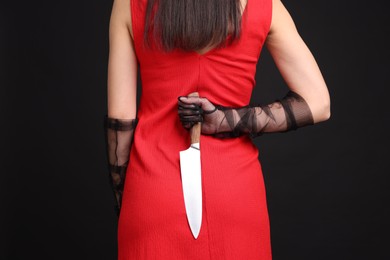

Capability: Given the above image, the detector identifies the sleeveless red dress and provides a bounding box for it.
[118,0,273,259]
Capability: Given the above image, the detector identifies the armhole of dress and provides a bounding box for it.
[130,0,136,44]
[265,0,273,36]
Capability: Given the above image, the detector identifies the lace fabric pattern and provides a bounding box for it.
[103,115,138,217]
[178,90,314,138]
[217,90,315,138]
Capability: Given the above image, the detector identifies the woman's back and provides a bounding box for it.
[116,0,273,259]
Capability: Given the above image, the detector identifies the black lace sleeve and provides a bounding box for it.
[215,90,314,138]
[177,90,314,138]
[103,115,138,217]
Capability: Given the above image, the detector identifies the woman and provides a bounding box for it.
[104,0,330,259]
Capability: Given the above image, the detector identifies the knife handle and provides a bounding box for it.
[188,92,201,144]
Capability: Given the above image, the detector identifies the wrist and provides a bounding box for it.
[213,107,251,137]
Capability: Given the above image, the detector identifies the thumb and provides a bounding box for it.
[178,96,202,106]
[178,96,203,111]
[178,96,215,111]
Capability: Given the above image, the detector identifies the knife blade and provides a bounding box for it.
[179,91,203,239]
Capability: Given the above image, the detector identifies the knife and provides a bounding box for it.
[179,91,203,239]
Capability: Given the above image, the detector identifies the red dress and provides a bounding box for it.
[118,0,273,259]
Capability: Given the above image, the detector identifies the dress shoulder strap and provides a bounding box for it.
[245,0,273,49]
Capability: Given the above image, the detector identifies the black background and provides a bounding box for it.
[1,0,389,259]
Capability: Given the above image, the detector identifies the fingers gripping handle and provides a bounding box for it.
[188,92,201,144]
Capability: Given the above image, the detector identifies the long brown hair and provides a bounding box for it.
[143,0,246,52]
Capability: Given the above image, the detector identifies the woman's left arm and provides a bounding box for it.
[177,0,330,137]
[265,0,331,123]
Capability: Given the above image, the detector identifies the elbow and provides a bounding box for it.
[314,96,331,123]
[321,101,331,122]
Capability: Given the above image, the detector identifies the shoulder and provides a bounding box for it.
[268,0,298,38]
[110,0,134,40]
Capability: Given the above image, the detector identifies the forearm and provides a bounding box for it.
[213,90,315,138]
[178,90,319,138]
[104,115,138,216]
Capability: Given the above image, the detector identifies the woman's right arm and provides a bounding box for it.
[104,0,138,217]
[107,0,137,119]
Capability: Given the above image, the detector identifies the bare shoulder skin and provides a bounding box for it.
[107,0,330,123]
